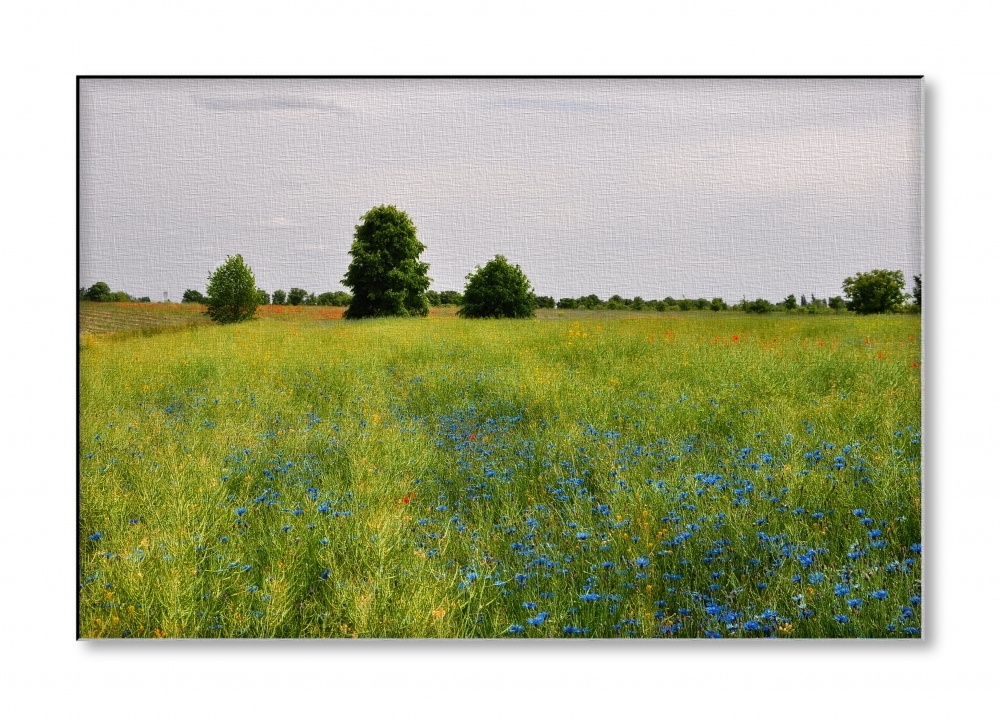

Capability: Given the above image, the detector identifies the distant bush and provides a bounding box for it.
[533,295,556,309]
[288,288,307,306]
[710,297,727,311]
[183,289,206,304]
[317,291,352,306]
[137,296,151,303]
[744,298,775,314]
[256,289,270,305]
[459,255,535,319]
[438,290,463,306]
[84,282,111,302]
[828,295,846,311]
[272,289,287,305]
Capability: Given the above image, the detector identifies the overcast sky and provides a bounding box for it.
[79,78,923,303]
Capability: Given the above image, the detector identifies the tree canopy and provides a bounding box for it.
[459,255,535,319]
[843,269,907,315]
[205,254,260,324]
[343,205,431,319]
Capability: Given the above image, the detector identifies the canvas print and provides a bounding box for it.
[78,78,923,638]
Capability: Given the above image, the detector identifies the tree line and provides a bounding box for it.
[80,205,922,323]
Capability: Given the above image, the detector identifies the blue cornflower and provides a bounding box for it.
[563,626,589,635]
[89,532,103,541]
[508,625,525,634]
[602,561,614,569]
[847,598,863,610]
[580,593,602,603]
[852,509,865,517]
[234,507,247,516]
[704,629,722,639]
[522,602,538,610]
[576,532,590,540]
[910,543,922,554]
[128,518,140,525]
[901,607,914,620]
[743,620,761,631]
[320,538,329,546]
[904,627,920,636]
[247,585,259,592]
[910,596,921,605]
[834,583,851,596]
[871,590,889,600]
[526,612,550,627]
[240,564,252,572]
[281,525,291,532]
[635,556,650,567]
[760,609,778,620]
[807,572,824,585]
[320,569,331,580]
[791,574,802,584]
[834,614,849,624]
[867,529,882,539]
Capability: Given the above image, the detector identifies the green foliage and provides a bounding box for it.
[843,269,907,315]
[438,291,463,306]
[710,297,727,312]
[257,289,270,306]
[84,282,111,302]
[317,291,352,307]
[287,288,307,306]
[534,295,556,309]
[783,294,798,310]
[137,297,151,303]
[557,297,578,309]
[459,255,535,319]
[912,275,922,309]
[828,296,846,311]
[343,205,431,319]
[425,290,441,307]
[744,298,775,314]
[271,289,287,306]
[182,289,206,304]
[205,254,260,324]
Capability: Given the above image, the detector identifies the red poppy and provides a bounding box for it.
[732,335,739,342]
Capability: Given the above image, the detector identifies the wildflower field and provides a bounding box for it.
[79,310,922,638]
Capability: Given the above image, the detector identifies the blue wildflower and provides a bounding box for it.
[234,507,247,517]
[526,612,550,627]
[871,590,889,600]
[834,614,849,624]
[508,625,525,634]
[910,543,922,554]
[807,572,824,585]
[847,598,863,610]
[635,556,650,567]
[89,532,103,541]
[834,583,850,596]
[743,620,761,631]
[576,532,590,540]
[320,569,331,580]
[580,593,602,603]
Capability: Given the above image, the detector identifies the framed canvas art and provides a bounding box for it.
[78,77,923,639]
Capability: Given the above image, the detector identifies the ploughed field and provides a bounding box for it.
[79,310,922,638]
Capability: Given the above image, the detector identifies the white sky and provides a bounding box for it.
[79,78,923,302]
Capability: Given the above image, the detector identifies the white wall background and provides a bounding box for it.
[2,2,997,715]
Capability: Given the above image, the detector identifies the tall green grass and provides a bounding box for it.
[79,312,921,638]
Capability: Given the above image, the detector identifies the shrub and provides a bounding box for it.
[828,296,846,311]
[182,289,206,304]
[344,205,431,319]
[744,298,774,314]
[782,294,797,310]
[557,297,578,309]
[272,289,287,306]
[843,269,906,315]
[534,295,556,309]
[84,282,111,302]
[287,288,307,306]
[317,291,352,307]
[205,254,260,324]
[459,255,535,319]
[438,291,463,306]
[710,297,727,312]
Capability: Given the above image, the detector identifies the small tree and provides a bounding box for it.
[205,254,260,324]
[256,289,270,305]
[534,295,556,309]
[182,289,206,304]
[459,255,535,319]
[912,274,922,309]
[84,282,111,302]
[710,297,727,312]
[828,296,846,311]
[783,294,797,310]
[842,269,906,315]
[288,287,307,306]
[344,205,431,319]
[744,298,774,314]
[272,289,287,306]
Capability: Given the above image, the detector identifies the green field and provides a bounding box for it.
[79,310,922,638]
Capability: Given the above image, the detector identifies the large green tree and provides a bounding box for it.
[205,254,260,324]
[842,269,907,315]
[343,205,430,319]
[459,255,535,319]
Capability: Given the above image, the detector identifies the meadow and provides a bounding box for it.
[79,308,922,638]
